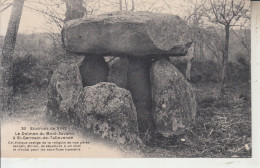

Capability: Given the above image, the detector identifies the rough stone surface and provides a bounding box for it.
[150,59,197,137]
[47,63,83,123]
[63,11,191,57]
[79,56,108,87]
[74,82,139,144]
[107,57,128,88]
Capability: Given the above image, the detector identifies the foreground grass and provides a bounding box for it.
[9,81,251,158]
[139,82,251,157]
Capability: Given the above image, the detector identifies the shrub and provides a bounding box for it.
[172,59,250,84]
[12,54,48,93]
[13,54,37,92]
[191,60,221,83]
[225,62,250,83]
[172,59,221,83]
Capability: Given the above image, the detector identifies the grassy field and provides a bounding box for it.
[139,82,251,157]
[6,79,251,158]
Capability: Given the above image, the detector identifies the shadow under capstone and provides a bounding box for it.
[126,58,156,137]
[79,56,108,87]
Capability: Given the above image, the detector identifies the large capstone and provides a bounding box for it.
[47,63,83,123]
[62,11,191,58]
[150,59,197,137]
[74,82,139,144]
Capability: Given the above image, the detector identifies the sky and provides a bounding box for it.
[0,0,190,36]
[0,0,53,35]
[0,0,250,36]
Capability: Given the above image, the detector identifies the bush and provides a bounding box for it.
[13,54,37,92]
[225,62,250,83]
[172,59,221,83]
[12,54,48,93]
[172,59,250,84]
[190,60,221,83]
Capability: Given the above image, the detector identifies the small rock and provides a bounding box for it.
[245,144,250,151]
[162,104,166,109]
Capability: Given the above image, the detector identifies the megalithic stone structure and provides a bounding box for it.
[56,11,197,139]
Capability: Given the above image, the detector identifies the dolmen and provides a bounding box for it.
[47,11,197,143]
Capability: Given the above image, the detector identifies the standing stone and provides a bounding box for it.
[107,57,128,88]
[47,63,83,123]
[150,59,197,137]
[79,56,108,87]
[74,82,138,144]
[126,58,156,136]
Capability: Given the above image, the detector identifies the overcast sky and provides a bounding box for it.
[0,0,195,35]
[0,0,250,36]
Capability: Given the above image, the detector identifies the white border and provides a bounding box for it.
[1,158,260,168]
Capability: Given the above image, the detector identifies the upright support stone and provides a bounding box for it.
[126,58,156,136]
[47,63,83,123]
[79,56,108,87]
[150,59,197,137]
[107,57,129,88]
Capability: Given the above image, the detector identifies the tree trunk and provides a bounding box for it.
[119,0,122,10]
[193,42,197,61]
[185,43,194,81]
[1,0,24,116]
[220,25,230,95]
[64,0,86,57]
[131,0,135,11]
[64,0,86,21]
[124,0,128,10]
[199,41,204,59]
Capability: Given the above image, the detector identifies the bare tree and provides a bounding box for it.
[204,26,225,66]
[0,0,13,13]
[170,0,206,80]
[184,0,206,80]
[119,0,122,10]
[205,0,249,93]
[131,0,134,11]
[235,28,250,56]
[232,14,250,57]
[1,0,24,116]
[64,0,86,21]
[185,43,194,81]
[118,0,135,11]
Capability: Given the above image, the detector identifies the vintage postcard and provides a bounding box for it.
[0,0,259,167]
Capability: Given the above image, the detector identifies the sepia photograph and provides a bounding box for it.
[0,0,255,163]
